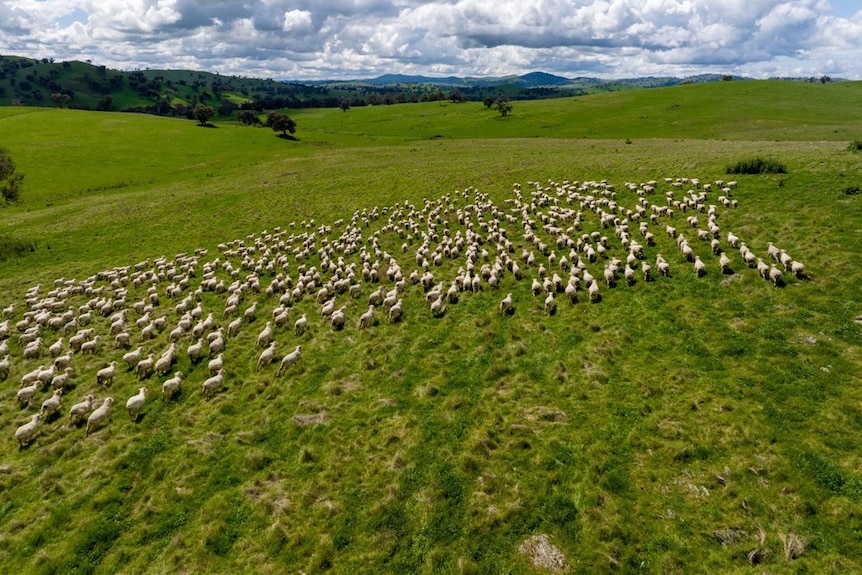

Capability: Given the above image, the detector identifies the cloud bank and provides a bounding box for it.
[1,0,859,80]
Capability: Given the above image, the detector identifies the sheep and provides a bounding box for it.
[769,264,783,287]
[202,369,225,399]
[162,372,183,401]
[208,353,224,376]
[86,397,114,436]
[588,279,600,303]
[257,322,274,347]
[257,341,278,370]
[49,366,72,390]
[125,387,148,420]
[791,260,805,279]
[543,292,556,315]
[96,361,118,387]
[719,252,732,274]
[114,331,131,349]
[40,389,63,418]
[136,353,156,380]
[48,338,64,358]
[187,338,204,363]
[294,314,308,336]
[15,414,41,447]
[17,382,40,407]
[779,250,793,270]
[276,346,303,377]
[767,242,780,262]
[227,316,243,338]
[694,255,706,277]
[244,301,259,322]
[80,335,101,355]
[123,347,143,370]
[727,232,739,248]
[0,354,9,379]
[358,305,375,329]
[388,299,404,323]
[330,306,347,329]
[499,293,514,315]
[638,262,649,283]
[69,394,95,425]
[757,258,770,280]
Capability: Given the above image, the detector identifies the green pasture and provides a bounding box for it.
[0,80,860,573]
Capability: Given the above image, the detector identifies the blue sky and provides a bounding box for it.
[1,1,860,80]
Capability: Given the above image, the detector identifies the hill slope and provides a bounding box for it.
[0,85,860,573]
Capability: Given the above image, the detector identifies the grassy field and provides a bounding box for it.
[0,81,861,574]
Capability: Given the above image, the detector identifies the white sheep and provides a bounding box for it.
[51,367,73,390]
[40,389,63,417]
[543,292,556,315]
[719,252,732,274]
[791,260,805,278]
[588,279,600,303]
[123,347,143,370]
[388,299,404,323]
[694,255,706,277]
[294,314,308,336]
[17,382,40,407]
[208,353,224,376]
[162,372,183,401]
[15,414,41,447]
[257,322,274,347]
[86,397,114,436]
[202,369,225,399]
[276,346,302,377]
[769,264,783,287]
[125,387,148,419]
[256,341,278,370]
[136,353,156,380]
[0,354,9,378]
[499,293,513,315]
[187,338,204,363]
[96,361,118,386]
[358,305,375,329]
[69,394,95,425]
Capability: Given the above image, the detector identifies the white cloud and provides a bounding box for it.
[0,0,858,79]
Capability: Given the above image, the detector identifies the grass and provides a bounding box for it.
[0,81,861,573]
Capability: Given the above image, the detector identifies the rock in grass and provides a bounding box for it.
[518,534,569,573]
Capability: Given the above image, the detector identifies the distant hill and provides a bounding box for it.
[0,54,834,119]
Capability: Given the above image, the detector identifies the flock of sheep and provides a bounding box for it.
[5,176,806,448]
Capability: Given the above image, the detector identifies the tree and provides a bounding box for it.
[449,89,466,103]
[494,96,513,117]
[50,92,71,108]
[0,148,24,203]
[339,98,351,112]
[193,103,215,126]
[237,110,262,126]
[267,112,297,137]
[483,97,495,109]
[97,95,113,111]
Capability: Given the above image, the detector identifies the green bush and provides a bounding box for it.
[847,140,862,151]
[726,157,787,174]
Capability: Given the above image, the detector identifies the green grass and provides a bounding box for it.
[0,81,861,573]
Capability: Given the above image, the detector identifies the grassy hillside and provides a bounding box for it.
[0,83,860,574]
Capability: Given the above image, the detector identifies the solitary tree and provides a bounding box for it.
[50,92,71,108]
[495,96,513,117]
[193,103,215,126]
[339,98,351,112]
[483,97,495,109]
[0,148,24,203]
[237,110,262,126]
[267,112,297,137]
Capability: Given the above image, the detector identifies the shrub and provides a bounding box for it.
[843,186,860,196]
[847,140,862,151]
[726,157,787,175]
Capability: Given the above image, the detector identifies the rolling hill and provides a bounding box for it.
[0,81,860,573]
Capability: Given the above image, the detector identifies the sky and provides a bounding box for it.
[0,0,860,81]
